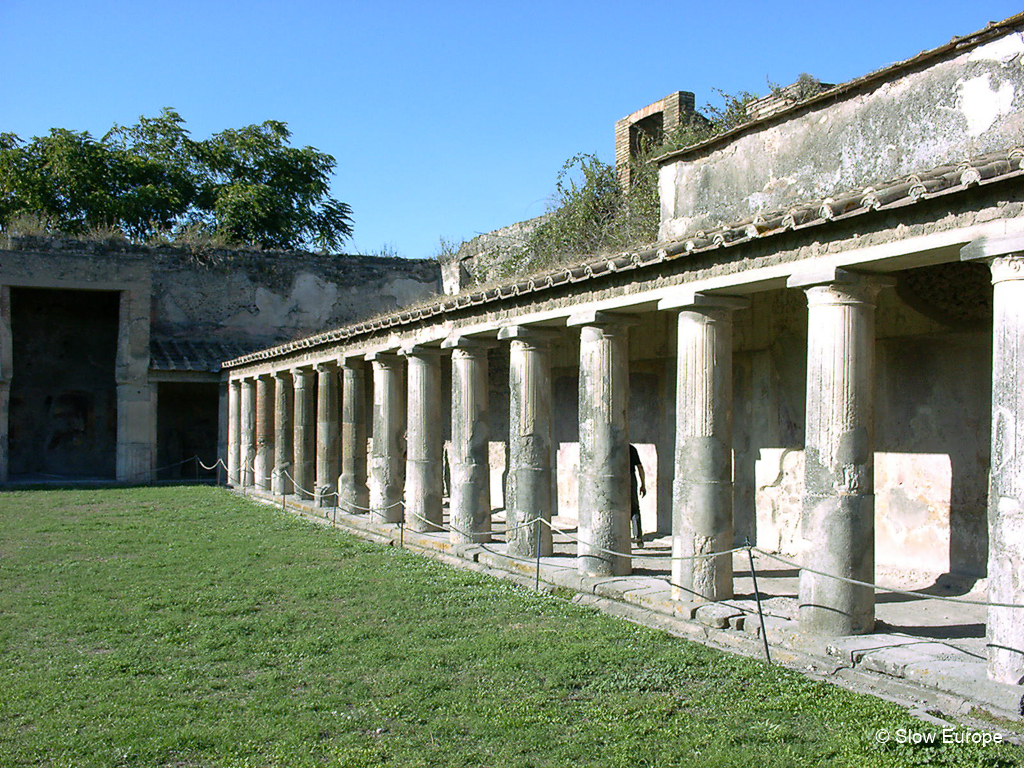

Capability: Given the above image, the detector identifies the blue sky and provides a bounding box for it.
[2,1,1022,259]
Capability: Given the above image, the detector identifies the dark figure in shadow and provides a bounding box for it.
[630,444,647,548]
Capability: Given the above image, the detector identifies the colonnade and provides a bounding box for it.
[227,256,1024,686]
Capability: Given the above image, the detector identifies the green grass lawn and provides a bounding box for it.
[0,486,1020,768]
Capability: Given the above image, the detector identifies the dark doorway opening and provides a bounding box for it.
[9,288,120,479]
[156,382,219,480]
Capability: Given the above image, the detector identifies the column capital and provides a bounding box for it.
[566,309,638,328]
[340,353,366,370]
[292,366,315,383]
[366,351,402,367]
[497,325,562,344]
[441,333,498,351]
[272,369,292,381]
[988,255,1024,284]
[315,360,338,373]
[788,267,895,307]
[787,265,896,291]
[399,343,445,358]
[658,291,750,312]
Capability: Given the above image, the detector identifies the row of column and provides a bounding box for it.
[226,254,1023,685]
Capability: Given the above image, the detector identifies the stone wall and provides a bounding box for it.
[659,24,1024,239]
[152,248,441,349]
[440,216,548,295]
[0,236,442,480]
[736,266,993,576]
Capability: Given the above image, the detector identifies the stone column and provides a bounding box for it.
[963,236,1024,684]
[498,325,559,558]
[789,268,892,636]
[240,377,256,487]
[227,379,241,486]
[567,311,635,577]
[254,375,275,491]
[403,346,444,531]
[216,381,228,485]
[115,286,154,481]
[368,352,405,523]
[315,362,340,506]
[340,357,369,513]
[660,293,748,602]
[273,370,294,495]
[292,367,316,500]
[442,336,495,544]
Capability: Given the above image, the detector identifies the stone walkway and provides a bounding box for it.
[244,490,1024,727]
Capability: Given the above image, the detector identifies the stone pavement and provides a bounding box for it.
[241,489,1024,730]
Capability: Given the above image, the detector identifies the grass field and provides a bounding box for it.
[0,486,1020,767]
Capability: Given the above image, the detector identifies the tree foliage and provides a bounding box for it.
[0,109,353,251]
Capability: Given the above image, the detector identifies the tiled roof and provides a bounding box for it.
[151,338,255,372]
[223,147,1024,369]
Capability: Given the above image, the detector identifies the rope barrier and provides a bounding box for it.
[752,548,1024,610]
[226,464,1024,613]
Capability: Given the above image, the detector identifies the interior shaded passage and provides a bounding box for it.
[156,382,220,480]
[9,288,119,479]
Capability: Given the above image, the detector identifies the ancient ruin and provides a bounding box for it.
[222,14,1024,700]
[0,239,441,483]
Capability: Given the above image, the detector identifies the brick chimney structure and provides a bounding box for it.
[615,91,696,188]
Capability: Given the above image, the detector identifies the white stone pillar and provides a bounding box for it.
[227,378,241,486]
[273,370,294,495]
[368,352,405,523]
[240,377,256,487]
[568,311,635,577]
[660,293,748,602]
[963,236,1024,684]
[498,325,559,558]
[315,362,340,506]
[789,268,892,636]
[442,336,495,544]
[403,346,444,531]
[340,357,369,513]
[292,367,316,500]
[254,375,275,491]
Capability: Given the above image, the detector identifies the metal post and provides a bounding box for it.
[400,519,405,549]
[535,517,542,591]
[746,540,771,665]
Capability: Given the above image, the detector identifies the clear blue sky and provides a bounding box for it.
[2,1,1022,259]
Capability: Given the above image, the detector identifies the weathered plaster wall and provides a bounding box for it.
[0,238,442,480]
[153,250,441,349]
[659,26,1024,239]
[0,238,442,354]
[441,215,549,294]
[739,268,992,576]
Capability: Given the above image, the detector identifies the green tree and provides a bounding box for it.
[0,109,353,251]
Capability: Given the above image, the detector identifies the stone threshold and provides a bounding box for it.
[237,487,1024,729]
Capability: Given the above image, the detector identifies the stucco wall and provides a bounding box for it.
[152,249,441,349]
[738,269,992,576]
[659,26,1024,239]
[0,237,442,353]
